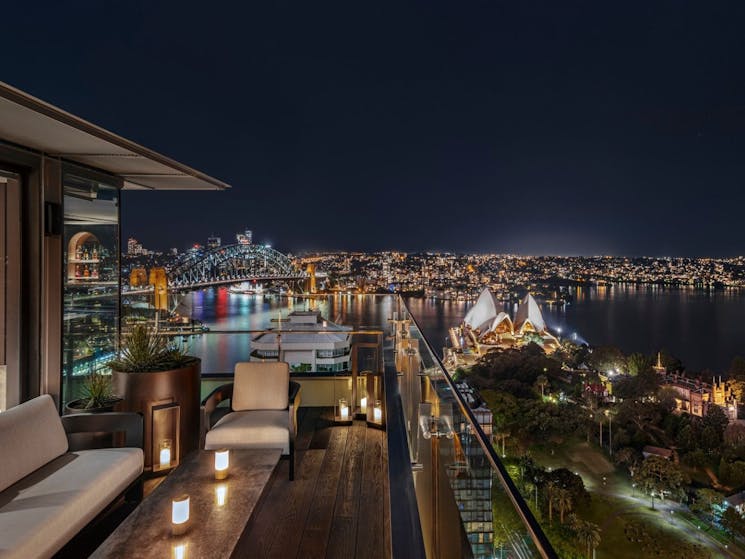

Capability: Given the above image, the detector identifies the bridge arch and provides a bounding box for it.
[168,244,304,287]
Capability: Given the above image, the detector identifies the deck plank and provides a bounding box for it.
[240,408,390,559]
[297,425,349,559]
[355,427,386,559]
[325,419,366,558]
[266,449,326,559]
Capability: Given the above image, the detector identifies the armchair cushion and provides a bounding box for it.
[232,362,289,411]
[204,410,290,454]
[0,395,68,493]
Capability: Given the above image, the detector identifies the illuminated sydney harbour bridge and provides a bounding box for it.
[125,243,307,295]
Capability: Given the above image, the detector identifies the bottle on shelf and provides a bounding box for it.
[92,246,98,260]
[75,264,82,278]
[84,265,90,278]
[75,246,82,260]
[91,267,99,279]
[83,247,89,260]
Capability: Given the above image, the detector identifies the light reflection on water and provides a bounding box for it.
[406,285,745,372]
[187,286,745,374]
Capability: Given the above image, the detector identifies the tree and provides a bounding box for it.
[627,352,651,376]
[571,516,602,559]
[703,405,729,444]
[546,482,556,525]
[722,506,745,540]
[638,455,688,509]
[690,488,724,521]
[535,374,549,399]
[555,487,573,524]
[729,356,745,380]
[725,422,745,447]
[587,345,625,374]
[614,446,642,476]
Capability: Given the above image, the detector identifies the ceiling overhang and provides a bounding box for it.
[0,81,230,191]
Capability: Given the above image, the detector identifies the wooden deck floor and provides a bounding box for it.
[237,407,391,559]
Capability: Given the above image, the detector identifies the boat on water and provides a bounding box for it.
[228,281,264,295]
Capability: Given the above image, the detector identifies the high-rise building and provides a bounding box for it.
[207,235,221,249]
[127,237,144,255]
[236,229,252,245]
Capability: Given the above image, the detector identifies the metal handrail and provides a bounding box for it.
[401,297,558,559]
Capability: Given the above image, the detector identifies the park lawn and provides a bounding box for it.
[523,438,719,558]
[575,494,716,559]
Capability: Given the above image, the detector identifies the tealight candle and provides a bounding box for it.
[360,396,367,414]
[159,439,172,470]
[215,449,230,480]
[339,398,349,421]
[171,495,190,535]
[172,543,187,559]
[373,400,382,423]
[215,484,228,507]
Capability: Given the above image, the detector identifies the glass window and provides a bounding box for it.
[62,172,119,406]
[0,170,20,411]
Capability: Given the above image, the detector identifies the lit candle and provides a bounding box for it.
[215,484,228,507]
[215,449,230,480]
[339,399,349,421]
[373,400,382,423]
[360,396,367,414]
[171,495,190,535]
[159,439,172,469]
[172,544,187,559]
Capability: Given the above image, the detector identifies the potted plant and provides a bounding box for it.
[65,372,121,414]
[110,325,201,470]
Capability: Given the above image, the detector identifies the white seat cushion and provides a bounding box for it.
[0,448,143,559]
[232,362,289,411]
[0,395,68,493]
[205,410,289,454]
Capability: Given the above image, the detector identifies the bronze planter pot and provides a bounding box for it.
[113,359,201,470]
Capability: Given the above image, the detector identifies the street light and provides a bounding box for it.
[605,409,613,456]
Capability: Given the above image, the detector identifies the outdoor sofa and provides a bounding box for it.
[0,394,143,559]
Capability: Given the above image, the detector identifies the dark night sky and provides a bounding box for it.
[3,1,745,256]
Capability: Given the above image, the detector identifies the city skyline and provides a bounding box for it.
[3,2,745,256]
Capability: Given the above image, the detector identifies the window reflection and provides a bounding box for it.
[62,172,119,406]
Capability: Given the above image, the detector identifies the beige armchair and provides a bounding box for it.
[202,362,301,480]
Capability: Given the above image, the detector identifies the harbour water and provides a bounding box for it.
[186,285,745,375]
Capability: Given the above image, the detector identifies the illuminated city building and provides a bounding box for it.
[207,235,221,248]
[127,237,144,255]
[236,229,253,245]
[659,372,739,421]
[455,289,559,357]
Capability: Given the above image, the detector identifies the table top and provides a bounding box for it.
[91,449,281,559]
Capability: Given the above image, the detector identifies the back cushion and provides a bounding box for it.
[0,394,69,492]
[232,362,289,411]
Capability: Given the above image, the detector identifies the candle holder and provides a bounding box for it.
[157,439,172,471]
[365,372,386,429]
[333,379,353,424]
[355,372,368,419]
[171,494,190,535]
[373,400,383,423]
[214,449,230,480]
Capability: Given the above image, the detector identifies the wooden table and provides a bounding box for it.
[91,449,281,559]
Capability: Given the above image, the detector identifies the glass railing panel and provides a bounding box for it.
[396,297,555,559]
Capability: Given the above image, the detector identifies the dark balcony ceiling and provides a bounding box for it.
[0,81,230,191]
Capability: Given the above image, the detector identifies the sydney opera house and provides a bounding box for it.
[449,289,560,360]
